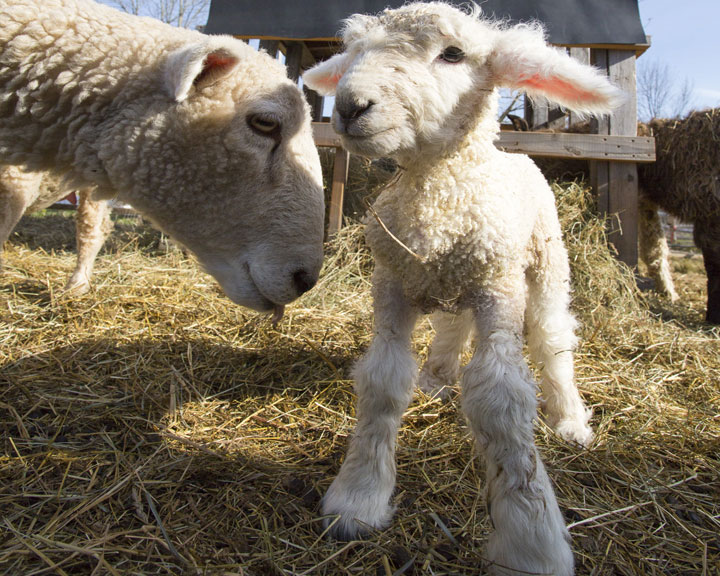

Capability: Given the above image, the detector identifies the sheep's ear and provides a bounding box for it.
[303,52,352,96]
[489,26,624,115]
[165,44,239,102]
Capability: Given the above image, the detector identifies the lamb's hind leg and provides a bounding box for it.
[462,289,574,576]
[526,234,593,447]
[417,310,474,400]
[64,189,112,294]
[322,265,419,539]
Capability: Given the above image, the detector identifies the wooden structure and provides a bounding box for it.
[205,0,652,267]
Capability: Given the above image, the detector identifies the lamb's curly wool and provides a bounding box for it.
[0,0,325,314]
[304,3,622,575]
[638,110,720,323]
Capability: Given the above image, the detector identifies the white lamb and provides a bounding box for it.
[304,3,622,575]
[0,165,111,294]
[0,0,325,316]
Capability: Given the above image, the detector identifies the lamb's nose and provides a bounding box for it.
[337,99,374,122]
[292,269,317,295]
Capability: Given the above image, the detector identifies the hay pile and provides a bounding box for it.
[1,182,718,575]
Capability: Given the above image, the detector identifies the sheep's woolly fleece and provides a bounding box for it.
[0,0,325,313]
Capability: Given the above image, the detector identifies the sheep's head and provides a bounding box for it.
[100,36,325,316]
[304,1,623,161]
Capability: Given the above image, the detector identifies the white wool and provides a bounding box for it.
[304,3,616,574]
[0,0,325,313]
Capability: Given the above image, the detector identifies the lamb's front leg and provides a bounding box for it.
[462,291,574,576]
[323,266,419,539]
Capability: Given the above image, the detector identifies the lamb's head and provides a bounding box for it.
[304,1,623,161]
[100,36,325,315]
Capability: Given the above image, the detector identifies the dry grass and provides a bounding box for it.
[1,182,718,575]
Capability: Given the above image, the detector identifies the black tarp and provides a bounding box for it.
[204,0,647,47]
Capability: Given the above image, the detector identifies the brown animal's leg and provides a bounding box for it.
[639,195,678,301]
[695,220,720,324]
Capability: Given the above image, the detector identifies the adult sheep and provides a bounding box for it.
[638,110,720,323]
[0,165,111,294]
[304,3,621,575]
[0,0,324,317]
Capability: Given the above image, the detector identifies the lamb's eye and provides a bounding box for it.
[439,46,465,63]
[247,115,280,136]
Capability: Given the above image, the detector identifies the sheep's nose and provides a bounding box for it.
[336,99,374,122]
[292,269,317,295]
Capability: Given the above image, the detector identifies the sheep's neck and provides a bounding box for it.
[401,98,501,178]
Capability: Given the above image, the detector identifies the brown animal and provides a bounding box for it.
[638,109,720,323]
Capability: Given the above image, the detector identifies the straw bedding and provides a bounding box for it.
[1,182,718,575]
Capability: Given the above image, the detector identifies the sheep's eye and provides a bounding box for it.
[439,46,465,63]
[247,115,280,136]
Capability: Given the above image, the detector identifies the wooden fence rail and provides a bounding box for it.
[312,122,656,236]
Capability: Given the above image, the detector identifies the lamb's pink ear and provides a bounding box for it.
[490,26,625,115]
[303,52,352,96]
[166,43,239,102]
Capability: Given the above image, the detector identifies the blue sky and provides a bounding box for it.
[638,0,720,110]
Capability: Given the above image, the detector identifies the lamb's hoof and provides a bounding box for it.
[553,417,594,448]
[321,482,393,540]
[486,521,574,576]
[417,369,457,401]
[486,545,574,576]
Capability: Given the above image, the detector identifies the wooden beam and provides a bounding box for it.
[569,48,590,128]
[284,41,303,82]
[312,122,343,147]
[313,123,653,162]
[327,148,350,236]
[590,48,640,268]
[497,132,654,163]
[525,95,567,131]
[258,39,279,58]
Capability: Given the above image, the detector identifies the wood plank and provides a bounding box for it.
[312,123,655,162]
[496,132,654,162]
[312,122,343,148]
[327,148,350,236]
[605,49,639,267]
[569,48,590,127]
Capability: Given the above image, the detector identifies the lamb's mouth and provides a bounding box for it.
[342,125,396,139]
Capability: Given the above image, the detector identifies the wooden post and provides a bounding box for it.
[285,41,303,82]
[258,39,279,58]
[327,148,350,236]
[569,48,590,128]
[590,48,639,268]
[304,88,325,121]
[525,96,566,130]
